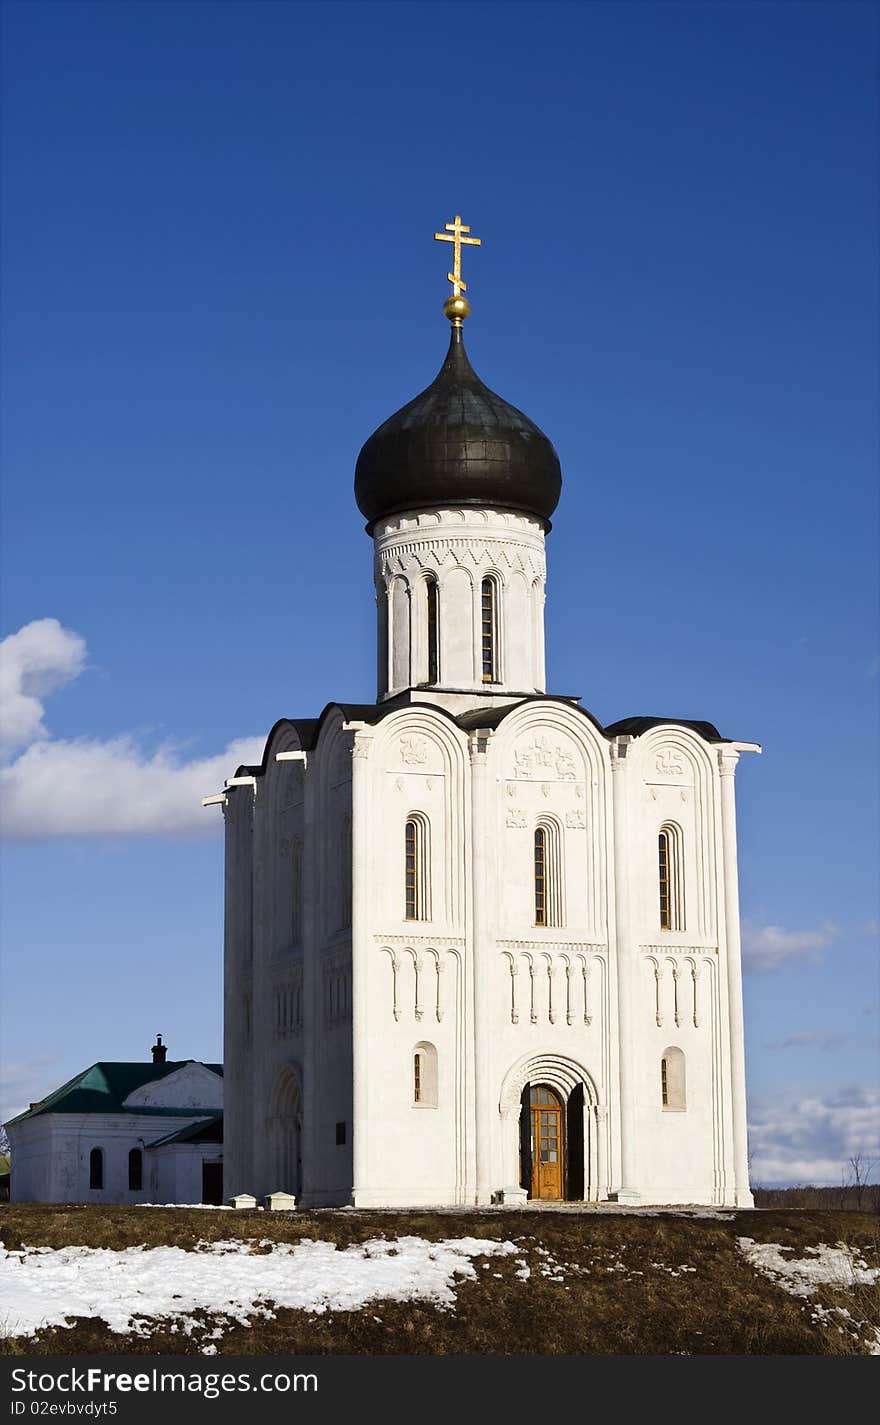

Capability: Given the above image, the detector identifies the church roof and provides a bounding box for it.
[602,715,724,741]
[235,698,731,781]
[354,325,562,529]
[5,1060,223,1126]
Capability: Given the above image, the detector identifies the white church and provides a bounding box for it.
[218,218,758,1209]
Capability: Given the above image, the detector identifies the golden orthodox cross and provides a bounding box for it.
[434,214,481,297]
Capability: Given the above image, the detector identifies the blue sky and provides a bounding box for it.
[1,0,877,1184]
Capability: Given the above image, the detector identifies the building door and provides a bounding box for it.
[201,1161,223,1205]
[530,1085,564,1199]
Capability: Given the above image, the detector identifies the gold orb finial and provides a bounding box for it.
[434,213,481,323]
[443,294,471,325]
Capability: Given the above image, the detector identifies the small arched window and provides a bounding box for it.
[404,814,431,921]
[89,1147,104,1190]
[128,1147,143,1191]
[661,1047,686,1111]
[426,577,439,685]
[413,1042,438,1107]
[534,820,564,927]
[481,577,498,683]
[658,823,685,931]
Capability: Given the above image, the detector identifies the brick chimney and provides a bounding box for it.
[151,1034,167,1064]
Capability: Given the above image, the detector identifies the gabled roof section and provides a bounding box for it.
[234,699,426,778]
[4,1061,223,1127]
[603,715,725,742]
[146,1114,223,1149]
[233,698,734,782]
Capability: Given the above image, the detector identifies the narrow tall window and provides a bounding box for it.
[413,1052,422,1103]
[658,831,671,930]
[89,1148,103,1190]
[291,837,303,946]
[128,1147,142,1192]
[534,820,563,927]
[404,815,431,921]
[534,827,547,926]
[405,819,418,919]
[658,823,685,931]
[481,578,496,682]
[339,815,352,930]
[426,578,439,685]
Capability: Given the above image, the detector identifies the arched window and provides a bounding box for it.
[339,815,352,930]
[291,836,303,946]
[426,577,439,685]
[404,814,431,921]
[534,827,547,925]
[89,1147,104,1190]
[413,1041,438,1107]
[658,823,685,931]
[128,1147,143,1192]
[661,1047,686,1110]
[481,577,498,683]
[534,820,564,927]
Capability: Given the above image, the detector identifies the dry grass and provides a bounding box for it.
[2,1204,878,1356]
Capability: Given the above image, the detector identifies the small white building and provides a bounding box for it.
[5,1039,224,1205]
[220,251,758,1209]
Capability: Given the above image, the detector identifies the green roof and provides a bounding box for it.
[4,1061,223,1127]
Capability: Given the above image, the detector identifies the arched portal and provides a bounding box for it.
[500,1053,604,1202]
[268,1063,303,1196]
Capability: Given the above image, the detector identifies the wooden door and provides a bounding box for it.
[530,1085,563,1199]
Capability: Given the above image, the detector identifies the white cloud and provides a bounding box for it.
[0,733,265,839]
[741,920,838,973]
[0,619,86,754]
[0,619,263,839]
[748,1085,880,1186]
[767,1030,849,1053]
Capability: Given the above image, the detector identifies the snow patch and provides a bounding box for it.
[736,1238,879,1297]
[0,1236,518,1340]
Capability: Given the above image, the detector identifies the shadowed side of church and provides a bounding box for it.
[221,224,757,1208]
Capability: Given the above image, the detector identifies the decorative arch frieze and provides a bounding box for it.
[500,946,606,1027]
[376,942,458,1025]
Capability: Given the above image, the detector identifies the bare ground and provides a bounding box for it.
[2,1203,878,1356]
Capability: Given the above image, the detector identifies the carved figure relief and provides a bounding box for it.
[506,808,527,828]
[655,750,685,777]
[513,736,577,780]
[400,736,428,766]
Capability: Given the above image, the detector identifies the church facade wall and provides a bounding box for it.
[224,698,752,1208]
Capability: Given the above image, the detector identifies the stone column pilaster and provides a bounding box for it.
[350,732,373,1205]
[718,748,754,1208]
[611,737,640,1202]
[469,729,493,1204]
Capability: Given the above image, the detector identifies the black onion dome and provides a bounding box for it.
[355,326,562,528]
